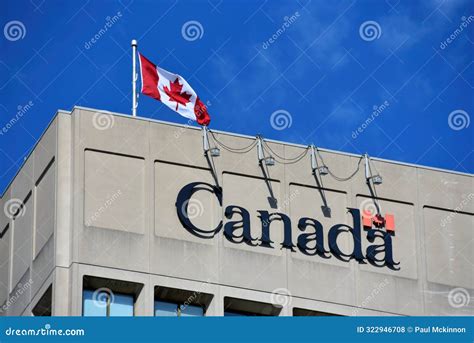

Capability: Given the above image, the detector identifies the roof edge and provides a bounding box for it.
[72,106,473,178]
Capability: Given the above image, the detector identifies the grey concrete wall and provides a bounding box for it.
[0,115,59,316]
[0,107,472,316]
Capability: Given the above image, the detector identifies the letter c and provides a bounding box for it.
[176,182,222,239]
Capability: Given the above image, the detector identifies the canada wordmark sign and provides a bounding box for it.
[175,182,400,270]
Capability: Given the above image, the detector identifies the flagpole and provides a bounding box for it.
[131,39,138,117]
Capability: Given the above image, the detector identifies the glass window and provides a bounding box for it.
[224,310,244,316]
[155,301,178,317]
[179,304,204,317]
[83,289,134,317]
[154,300,204,317]
[110,293,134,316]
[224,310,260,316]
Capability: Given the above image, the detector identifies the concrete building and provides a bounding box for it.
[0,106,472,316]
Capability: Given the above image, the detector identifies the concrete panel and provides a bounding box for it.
[154,162,220,244]
[222,173,282,255]
[52,267,71,315]
[352,158,418,204]
[7,270,32,316]
[289,185,351,267]
[11,193,33,290]
[418,169,474,213]
[0,220,10,309]
[78,149,149,273]
[31,236,54,300]
[355,197,422,315]
[33,118,57,189]
[219,173,287,292]
[287,184,356,306]
[357,196,418,279]
[152,162,219,282]
[0,192,10,308]
[289,258,356,306]
[424,282,473,316]
[423,207,473,289]
[356,273,422,315]
[55,113,72,268]
[78,109,148,159]
[149,121,209,171]
[284,146,356,194]
[291,296,394,316]
[210,132,285,182]
[84,150,145,233]
[10,156,33,205]
[34,159,55,257]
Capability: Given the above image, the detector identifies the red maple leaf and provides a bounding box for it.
[163,78,192,111]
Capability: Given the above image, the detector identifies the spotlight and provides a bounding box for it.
[264,156,275,166]
[318,165,329,175]
[365,153,383,185]
[371,175,383,185]
[202,126,219,157]
[257,136,275,166]
[210,147,220,157]
[310,145,328,176]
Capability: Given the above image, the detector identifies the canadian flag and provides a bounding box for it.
[138,53,211,126]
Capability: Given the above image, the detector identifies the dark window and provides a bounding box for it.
[32,285,52,316]
[293,308,341,316]
[224,297,281,316]
[154,285,213,317]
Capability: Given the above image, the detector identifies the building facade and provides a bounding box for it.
[0,107,472,316]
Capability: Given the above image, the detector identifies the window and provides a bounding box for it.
[224,309,261,316]
[32,285,52,316]
[154,300,204,317]
[224,297,281,316]
[293,308,341,316]
[154,285,213,317]
[82,275,143,317]
[83,289,134,317]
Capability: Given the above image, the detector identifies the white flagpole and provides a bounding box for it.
[131,39,138,117]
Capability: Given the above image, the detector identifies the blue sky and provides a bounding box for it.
[1,0,473,193]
